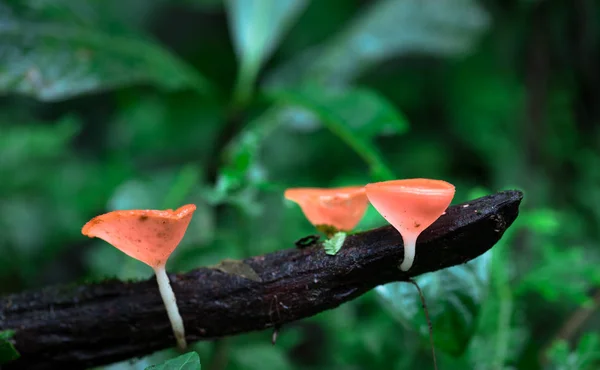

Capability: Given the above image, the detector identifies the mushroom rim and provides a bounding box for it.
[284,186,366,203]
[365,179,455,196]
[81,204,197,236]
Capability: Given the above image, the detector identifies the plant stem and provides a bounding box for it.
[154,265,187,351]
[232,58,259,109]
[409,279,437,370]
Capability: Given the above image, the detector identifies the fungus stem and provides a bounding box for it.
[154,265,187,351]
[399,236,417,271]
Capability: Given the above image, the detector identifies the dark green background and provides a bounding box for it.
[1,0,599,369]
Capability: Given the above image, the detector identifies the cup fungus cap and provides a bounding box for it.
[82,204,196,268]
[365,179,455,271]
[82,204,196,351]
[284,186,368,231]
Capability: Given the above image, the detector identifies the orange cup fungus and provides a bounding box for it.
[365,179,455,271]
[284,186,369,233]
[82,204,196,350]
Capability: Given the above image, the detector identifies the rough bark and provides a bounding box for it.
[0,190,523,370]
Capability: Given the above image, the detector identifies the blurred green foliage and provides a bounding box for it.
[546,334,600,370]
[1,0,599,369]
[145,351,201,370]
[0,330,20,365]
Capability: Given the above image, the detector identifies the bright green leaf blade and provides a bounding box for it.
[376,250,492,356]
[225,0,308,103]
[324,232,347,255]
[269,87,402,180]
[145,351,201,370]
[0,3,209,101]
[226,0,308,66]
[278,86,409,138]
[0,331,14,341]
[266,0,490,88]
[0,330,20,365]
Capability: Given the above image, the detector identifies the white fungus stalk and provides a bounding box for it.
[154,265,187,351]
[399,235,417,271]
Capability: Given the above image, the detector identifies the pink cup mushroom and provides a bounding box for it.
[365,179,455,271]
[82,204,196,350]
[284,186,368,234]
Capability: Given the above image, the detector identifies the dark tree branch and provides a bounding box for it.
[0,190,523,370]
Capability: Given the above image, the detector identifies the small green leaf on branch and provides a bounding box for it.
[324,232,347,256]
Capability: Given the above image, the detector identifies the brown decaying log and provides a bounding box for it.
[0,190,523,370]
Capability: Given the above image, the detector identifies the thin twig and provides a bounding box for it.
[409,279,437,370]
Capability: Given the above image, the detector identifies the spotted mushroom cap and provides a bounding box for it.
[82,204,196,268]
[365,179,455,238]
[284,186,368,231]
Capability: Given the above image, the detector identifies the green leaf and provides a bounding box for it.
[546,334,600,370]
[267,0,490,87]
[281,86,409,138]
[0,330,20,365]
[323,232,347,255]
[225,0,308,104]
[270,86,404,180]
[376,250,492,356]
[0,2,208,101]
[145,351,201,370]
[0,331,14,341]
